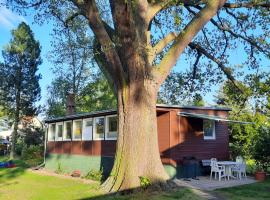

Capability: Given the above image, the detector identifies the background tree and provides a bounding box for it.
[7,0,270,191]
[46,17,93,117]
[79,74,117,112]
[46,73,116,118]
[0,22,41,159]
[158,71,207,105]
[215,73,270,158]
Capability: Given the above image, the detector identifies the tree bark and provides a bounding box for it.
[10,92,20,159]
[102,79,169,192]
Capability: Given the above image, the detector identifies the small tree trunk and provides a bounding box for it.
[102,80,169,192]
[10,89,20,159]
[10,110,19,159]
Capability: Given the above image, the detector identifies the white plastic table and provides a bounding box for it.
[217,161,237,180]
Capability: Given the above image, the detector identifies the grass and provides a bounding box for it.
[1,156,269,200]
[215,178,270,200]
[0,156,202,200]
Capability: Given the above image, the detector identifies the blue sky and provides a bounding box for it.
[0,4,269,110]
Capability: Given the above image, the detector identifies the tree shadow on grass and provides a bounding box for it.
[76,181,191,200]
[0,157,28,186]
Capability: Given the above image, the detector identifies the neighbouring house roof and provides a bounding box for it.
[0,116,43,139]
[178,112,253,124]
[45,104,232,123]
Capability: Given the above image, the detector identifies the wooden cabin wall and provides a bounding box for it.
[47,108,230,165]
[162,108,230,164]
[47,141,116,156]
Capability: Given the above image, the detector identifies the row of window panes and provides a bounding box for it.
[47,115,117,141]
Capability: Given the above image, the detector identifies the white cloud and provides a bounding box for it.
[0,6,27,30]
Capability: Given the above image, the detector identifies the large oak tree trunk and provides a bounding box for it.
[102,80,169,192]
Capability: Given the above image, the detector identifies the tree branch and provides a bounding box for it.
[152,0,226,85]
[148,0,270,20]
[64,12,83,27]
[149,0,204,21]
[188,42,242,92]
[224,2,270,8]
[192,5,269,56]
[71,0,126,87]
[150,32,177,63]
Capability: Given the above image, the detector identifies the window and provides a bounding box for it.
[63,121,72,140]
[203,120,215,140]
[48,123,56,141]
[73,120,82,140]
[105,115,118,140]
[56,122,63,141]
[82,118,93,140]
[93,117,105,140]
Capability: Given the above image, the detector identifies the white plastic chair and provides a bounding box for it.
[210,158,226,181]
[232,156,247,180]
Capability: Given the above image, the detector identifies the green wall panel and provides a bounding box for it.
[45,154,204,179]
[45,153,114,176]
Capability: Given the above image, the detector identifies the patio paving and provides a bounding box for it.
[174,176,257,191]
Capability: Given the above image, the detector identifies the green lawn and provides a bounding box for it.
[0,157,269,200]
[215,178,270,200]
[0,157,202,200]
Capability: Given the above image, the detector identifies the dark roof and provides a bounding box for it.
[45,104,231,123]
[156,104,231,111]
[44,109,116,123]
[179,112,252,124]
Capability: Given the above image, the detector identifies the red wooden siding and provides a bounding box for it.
[47,141,117,156]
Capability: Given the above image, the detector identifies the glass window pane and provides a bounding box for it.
[106,116,118,139]
[74,121,82,139]
[85,120,93,127]
[65,121,72,139]
[49,124,56,140]
[109,117,117,132]
[82,119,93,140]
[203,120,214,137]
[94,117,104,139]
[57,124,63,138]
[96,118,104,135]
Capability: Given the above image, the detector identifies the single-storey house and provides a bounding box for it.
[44,104,232,178]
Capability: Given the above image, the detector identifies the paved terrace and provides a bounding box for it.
[174,176,257,191]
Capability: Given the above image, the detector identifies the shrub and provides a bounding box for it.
[251,126,270,172]
[139,176,151,189]
[246,159,256,174]
[21,145,43,167]
[84,169,103,181]
[15,138,26,156]
[55,162,64,174]
[229,142,244,160]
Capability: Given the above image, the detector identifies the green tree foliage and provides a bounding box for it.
[46,74,116,118]
[251,126,270,171]
[46,16,96,118]
[79,74,116,112]
[0,22,42,158]
[158,72,206,105]
[46,78,71,118]
[215,74,270,158]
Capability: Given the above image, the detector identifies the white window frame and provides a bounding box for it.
[55,122,63,141]
[63,120,72,141]
[48,123,56,141]
[72,119,83,141]
[105,115,118,140]
[203,120,216,140]
[93,116,105,140]
[82,118,93,141]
